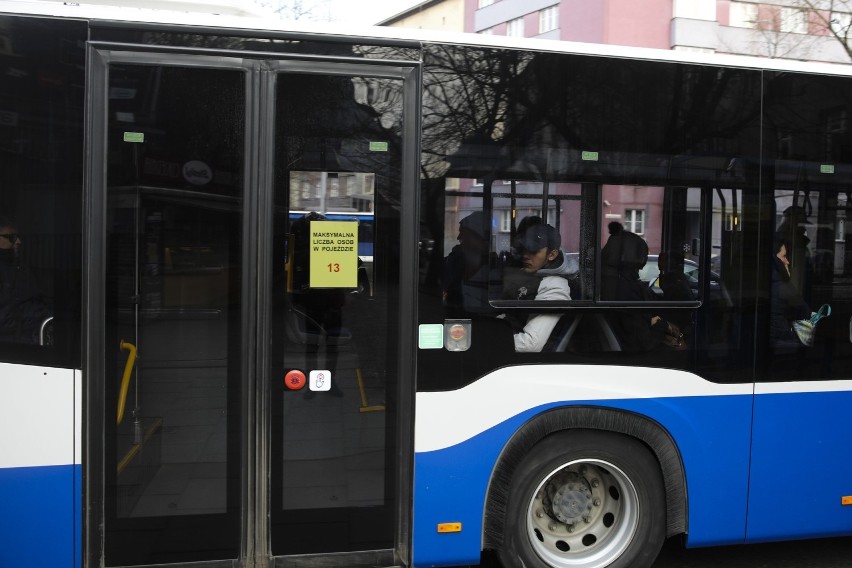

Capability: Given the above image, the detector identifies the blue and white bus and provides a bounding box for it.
[1,2,852,567]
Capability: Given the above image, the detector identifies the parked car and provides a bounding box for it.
[639,255,721,299]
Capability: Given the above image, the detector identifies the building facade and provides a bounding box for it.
[383,0,852,64]
[378,0,466,31]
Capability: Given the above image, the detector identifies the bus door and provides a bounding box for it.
[88,51,417,567]
[267,63,415,561]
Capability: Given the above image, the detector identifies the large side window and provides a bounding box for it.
[0,17,85,366]
[761,71,852,381]
[417,44,761,388]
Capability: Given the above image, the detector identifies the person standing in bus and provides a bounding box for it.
[510,223,572,352]
[770,237,811,347]
[0,217,50,344]
[776,205,812,297]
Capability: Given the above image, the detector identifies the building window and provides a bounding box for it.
[780,7,808,34]
[479,27,495,35]
[500,208,554,232]
[499,210,514,232]
[673,0,715,21]
[507,17,524,37]
[729,2,758,28]
[831,11,852,41]
[625,209,645,235]
[539,5,558,33]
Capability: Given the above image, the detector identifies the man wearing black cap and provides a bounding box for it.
[510,223,572,352]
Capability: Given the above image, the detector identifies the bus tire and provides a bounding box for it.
[499,429,665,568]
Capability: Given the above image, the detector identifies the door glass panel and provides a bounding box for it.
[104,64,244,565]
[270,72,403,555]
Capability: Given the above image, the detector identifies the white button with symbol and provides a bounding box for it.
[309,370,331,392]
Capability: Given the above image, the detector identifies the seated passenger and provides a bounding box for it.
[508,223,572,352]
[601,222,683,351]
[443,211,500,315]
[658,250,694,333]
[502,215,545,301]
[601,221,653,303]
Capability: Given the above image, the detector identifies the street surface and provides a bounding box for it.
[652,536,852,568]
[468,535,852,568]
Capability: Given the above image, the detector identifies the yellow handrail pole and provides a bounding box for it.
[356,367,385,413]
[117,340,137,425]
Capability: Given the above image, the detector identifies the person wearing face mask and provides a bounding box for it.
[0,217,50,344]
[510,223,572,352]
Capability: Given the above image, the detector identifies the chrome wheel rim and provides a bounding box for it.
[526,459,639,567]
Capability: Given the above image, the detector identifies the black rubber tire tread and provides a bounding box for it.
[498,429,666,568]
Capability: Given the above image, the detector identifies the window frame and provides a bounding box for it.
[625,208,646,235]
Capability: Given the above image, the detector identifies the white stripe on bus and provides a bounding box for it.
[415,366,753,453]
[0,363,79,469]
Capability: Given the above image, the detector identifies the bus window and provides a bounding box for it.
[0,17,83,362]
[442,178,588,311]
[438,178,709,353]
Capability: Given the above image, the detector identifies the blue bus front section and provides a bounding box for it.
[411,366,754,567]
[0,464,82,568]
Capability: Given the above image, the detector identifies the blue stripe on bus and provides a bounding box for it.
[0,464,81,568]
[412,394,753,567]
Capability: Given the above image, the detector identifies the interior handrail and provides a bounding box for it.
[117,340,137,425]
[39,316,53,346]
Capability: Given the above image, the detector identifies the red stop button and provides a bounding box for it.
[284,370,306,390]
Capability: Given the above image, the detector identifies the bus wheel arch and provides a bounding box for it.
[483,408,686,565]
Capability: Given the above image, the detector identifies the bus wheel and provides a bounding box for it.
[499,430,665,568]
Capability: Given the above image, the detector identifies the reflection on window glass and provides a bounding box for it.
[104,64,244,565]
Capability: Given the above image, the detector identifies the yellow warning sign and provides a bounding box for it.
[309,220,359,288]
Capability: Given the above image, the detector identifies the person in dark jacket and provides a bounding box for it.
[600,222,682,351]
[443,211,500,315]
[0,217,51,344]
[770,237,810,347]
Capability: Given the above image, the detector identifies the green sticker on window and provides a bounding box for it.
[369,141,388,152]
[820,164,835,174]
[123,132,144,143]
[581,150,599,161]
[418,324,444,349]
